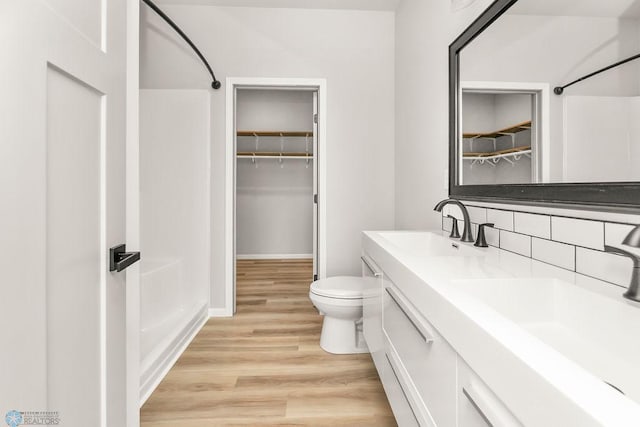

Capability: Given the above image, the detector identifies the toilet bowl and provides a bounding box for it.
[309,276,368,354]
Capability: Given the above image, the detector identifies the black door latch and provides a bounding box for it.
[109,244,141,272]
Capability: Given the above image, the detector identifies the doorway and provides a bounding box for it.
[460,81,551,184]
[225,78,327,315]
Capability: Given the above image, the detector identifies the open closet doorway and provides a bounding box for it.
[225,78,327,315]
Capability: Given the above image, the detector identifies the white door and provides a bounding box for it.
[0,1,131,426]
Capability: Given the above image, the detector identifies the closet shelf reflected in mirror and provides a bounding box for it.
[462,120,531,166]
[462,120,531,139]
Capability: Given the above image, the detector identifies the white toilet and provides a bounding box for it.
[309,276,368,354]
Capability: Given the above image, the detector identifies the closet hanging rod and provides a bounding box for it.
[141,0,221,90]
[554,52,640,95]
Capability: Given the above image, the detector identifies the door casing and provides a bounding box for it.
[223,77,328,316]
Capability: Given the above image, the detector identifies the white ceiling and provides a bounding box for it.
[154,0,401,11]
[509,0,640,19]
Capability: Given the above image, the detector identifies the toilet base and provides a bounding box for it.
[319,316,369,354]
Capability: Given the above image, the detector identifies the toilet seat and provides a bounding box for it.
[310,276,365,299]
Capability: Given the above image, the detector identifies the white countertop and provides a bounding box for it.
[363,229,640,427]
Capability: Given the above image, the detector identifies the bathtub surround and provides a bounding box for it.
[139,90,211,403]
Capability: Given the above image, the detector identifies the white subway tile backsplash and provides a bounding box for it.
[487,209,514,231]
[575,247,632,288]
[531,238,575,271]
[551,217,604,250]
[499,230,531,257]
[467,206,487,225]
[442,204,463,221]
[484,226,499,247]
[443,216,453,233]
[514,212,551,239]
[605,223,635,246]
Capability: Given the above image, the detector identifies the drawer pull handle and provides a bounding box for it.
[463,387,494,427]
[463,385,521,427]
[385,353,420,425]
[361,255,382,277]
[386,287,434,344]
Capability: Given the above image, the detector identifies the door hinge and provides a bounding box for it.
[314,194,318,204]
[313,274,318,281]
[313,114,318,124]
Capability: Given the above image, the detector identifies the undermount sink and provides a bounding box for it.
[377,231,485,257]
[451,277,640,405]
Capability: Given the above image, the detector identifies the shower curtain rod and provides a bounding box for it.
[141,0,222,90]
[554,52,640,95]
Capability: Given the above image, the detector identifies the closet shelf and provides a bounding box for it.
[237,130,313,137]
[237,151,313,160]
[463,120,531,139]
[463,145,531,158]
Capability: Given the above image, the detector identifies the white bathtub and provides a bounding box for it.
[139,259,208,405]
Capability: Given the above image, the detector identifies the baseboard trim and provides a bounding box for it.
[236,253,313,260]
[209,307,233,318]
[139,303,209,407]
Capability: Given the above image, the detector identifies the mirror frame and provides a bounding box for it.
[449,0,640,210]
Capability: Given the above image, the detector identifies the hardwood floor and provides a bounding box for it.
[140,259,396,426]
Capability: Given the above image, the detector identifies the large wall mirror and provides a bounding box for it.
[450,0,640,209]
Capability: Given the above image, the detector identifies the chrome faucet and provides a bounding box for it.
[434,199,474,242]
[604,224,640,303]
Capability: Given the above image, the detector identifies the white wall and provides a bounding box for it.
[140,6,395,308]
[461,93,531,134]
[236,90,314,256]
[139,89,210,311]
[394,0,494,230]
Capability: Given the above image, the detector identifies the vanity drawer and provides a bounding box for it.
[383,283,457,427]
[382,350,420,427]
[457,356,523,427]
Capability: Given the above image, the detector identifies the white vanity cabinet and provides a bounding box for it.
[457,356,523,427]
[383,280,457,427]
[362,247,518,427]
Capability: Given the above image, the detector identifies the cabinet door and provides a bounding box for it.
[362,255,384,357]
[383,282,457,426]
[457,356,523,427]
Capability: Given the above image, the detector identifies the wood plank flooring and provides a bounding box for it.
[140,259,396,426]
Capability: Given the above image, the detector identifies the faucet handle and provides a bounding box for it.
[447,215,461,239]
[474,223,494,248]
